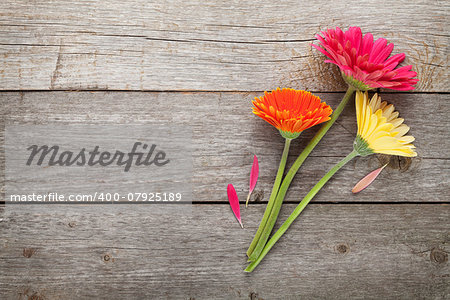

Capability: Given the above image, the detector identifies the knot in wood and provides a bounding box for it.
[335,243,350,254]
[430,248,448,264]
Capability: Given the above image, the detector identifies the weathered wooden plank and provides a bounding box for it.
[0,0,447,91]
[0,204,448,299]
[1,92,448,203]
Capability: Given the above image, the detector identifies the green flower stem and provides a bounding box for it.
[247,85,356,262]
[245,149,359,272]
[246,138,291,257]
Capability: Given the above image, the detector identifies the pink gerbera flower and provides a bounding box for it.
[313,27,418,91]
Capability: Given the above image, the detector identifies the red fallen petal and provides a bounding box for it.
[246,155,259,207]
[227,184,243,228]
[249,155,259,192]
[352,164,388,193]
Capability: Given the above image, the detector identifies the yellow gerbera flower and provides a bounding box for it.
[354,91,417,157]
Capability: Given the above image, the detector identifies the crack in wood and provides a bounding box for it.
[50,43,63,89]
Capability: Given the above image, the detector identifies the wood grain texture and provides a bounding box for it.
[1,1,448,298]
[1,92,448,203]
[0,0,448,91]
[0,204,448,299]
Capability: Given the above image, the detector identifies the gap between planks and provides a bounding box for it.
[1,90,450,94]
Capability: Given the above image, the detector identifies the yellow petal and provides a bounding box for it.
[355,92,416,158]
[399,135,415,144]
[394,124,410,137]
[390,118,404,128]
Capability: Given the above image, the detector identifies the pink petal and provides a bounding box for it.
[227,184,243,228]
[246,155,259,207]
[352,164,388,194]
[383,53,405,70]
[369,38,387,62]
[361,32,374,55]
[249,155,259,192]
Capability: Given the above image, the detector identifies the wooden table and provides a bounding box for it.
[1,1,449,299]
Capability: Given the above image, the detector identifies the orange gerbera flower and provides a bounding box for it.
[252,88,333,139]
